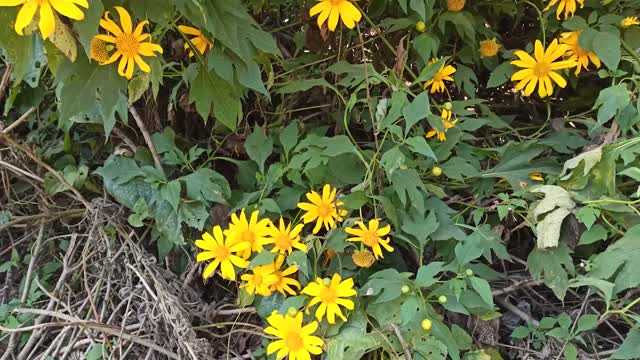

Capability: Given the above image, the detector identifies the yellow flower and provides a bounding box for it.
[529,172,544,182]
[94,7,163,80]
[302,273,356,324]
[0,0,88,39]
[352,249,375,268]
[264,311,324,360]
[270,255,302,296]
[479,39,500,58]
[265,217,307,255]
[241,265,278,296]
[90,37,110,63]
[177,25,213,57]
[298,184,347,234]
[309,0,362,32]
[510,39,575,98]
[560,31,600,75]
[195,225,250,281]
[426,109,457,142]
[224,209,271,259]
[447,0,465,12]
[621,16,640,28]
[345,219,394,260]
[423,58,456,93]
[544,0,584,19]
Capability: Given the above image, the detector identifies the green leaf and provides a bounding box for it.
[249,251,276,268]
[413,33,440,62]
[254,293,285,319]
[454,64,478,97]
[563,343,578,360]
[360,269,412,304]
[569,276,614,308]
[487,62,516,88]
[511,326,530,339]
[186,63,241,130]
[181,168,230,204]
[390,169,427,212]
[611,327,640,359]
[179,201,209,230]
[85,343,106,360]
[469,277,494,307]
[402,92,430,135]
[279,122,299,157]
[245,127,273,173]
[74,0,104,56]
[528,243,575,300]
[575,206,600,229]
[578,224,608,245]
[160,180,181,211]
[589,224,640,293]
[325,313,380,360]
[481,143,558,189]
[575,314,598,334]
[402,210,439,248]
[592,31,621,70]
[406,136,437,160]
[442,157,479,180]
[594,84,630,126]
[455,225,509,264]
[287,251,310,279]
[128,72,151,105]
[0,8,43,86]
[415,262,445,287]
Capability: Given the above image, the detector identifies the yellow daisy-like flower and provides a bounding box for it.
[560,31,600,75]
[264,311,324,360]
[352,249,375,268]
[224,209,272,259]
[426,109,458,142]
[195,225,250,281]
[90,37,110,63]
[510,39,575,98]
[479,39,500,58]
[298,184,347,234]
[345,219,394,260]
[529,172,544,182]
[621,16,640,28]
[0,0,88,39]
[309,0,362,32]
[544,0,584,19]
[447,0,465,12]
[94,7,163,80]
[241,264,278,296]
[270,255,302,296]
[302,273,356,324]
[177,25,213,57]
[265,217,307,255]
[423,58,457,93]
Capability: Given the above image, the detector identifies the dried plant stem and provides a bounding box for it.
[128,105,163,172]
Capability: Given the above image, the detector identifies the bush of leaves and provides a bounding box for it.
[1,0,640,359]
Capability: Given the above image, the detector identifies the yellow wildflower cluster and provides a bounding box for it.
[194,184,398,357]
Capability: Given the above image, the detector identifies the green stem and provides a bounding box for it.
[621,39,640,73]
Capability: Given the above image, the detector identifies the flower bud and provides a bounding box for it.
[287,307,298,317]
[438,295,448,304]
[421,318,433,331]
[401,285,410,294]
[465,269,474,277]
[432,166,442,177]
[415,21,427,33]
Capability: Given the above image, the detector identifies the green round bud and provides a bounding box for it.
[465,269,474,277]
[415,21,427,33]
[421,318,433,331]
[287,307,298,317]
[443,102,453,111]
[438,295,448,304]
[401,285,410,294]
[323,278,332,286]
[432,166,442,177]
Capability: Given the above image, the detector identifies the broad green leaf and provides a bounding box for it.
[594,84,630,127]
[74,0,104,56]
[402,92,430,135]
[589,224,640,293]
[249,251,276,268]
[325,313,380,360]
[569,276,614,308]
[487,62,516,88]
[402,210,439,248]
[575,206,600,229]
[528,243,575,300]
[575,314,598,334]
[245,127,273,173]
[160,180,181,211]
[406,136,437,160]
[563,344,578,360]
[442,157,479,180]
[592,31,621,70]
[481,143,558,189]
[469,277,494,308]
[416,262,445,287]
[611,327,640,359]
[254,293,285,319]
[181,168,231,204]
[48,15,77,62]
[187,63,241,130]
[413,33,440,62]
[360,268,412,304]
[578,224,608,245]
[279,122,299,157]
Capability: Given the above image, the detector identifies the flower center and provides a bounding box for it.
[115,33,140,56]
[242,230,255,244]
[533,62,550,77]
[212,245,230,261]
[315,202,332,217]
[319,286,337,304]
[432,71,444,81]
[284,331,304,351]
[275,234,292,250]
[362,231,379,247]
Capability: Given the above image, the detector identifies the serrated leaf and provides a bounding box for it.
[589,224,640,293]
[406,136,437,160]
[245,127,273,173]
[181,168,230,204]
[416,262,445,287]
[402,92,430,135]
[487,62,516,88]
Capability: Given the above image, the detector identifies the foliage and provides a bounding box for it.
[3,0,640,358]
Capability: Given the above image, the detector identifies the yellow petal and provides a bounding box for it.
[15,0,38,36]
